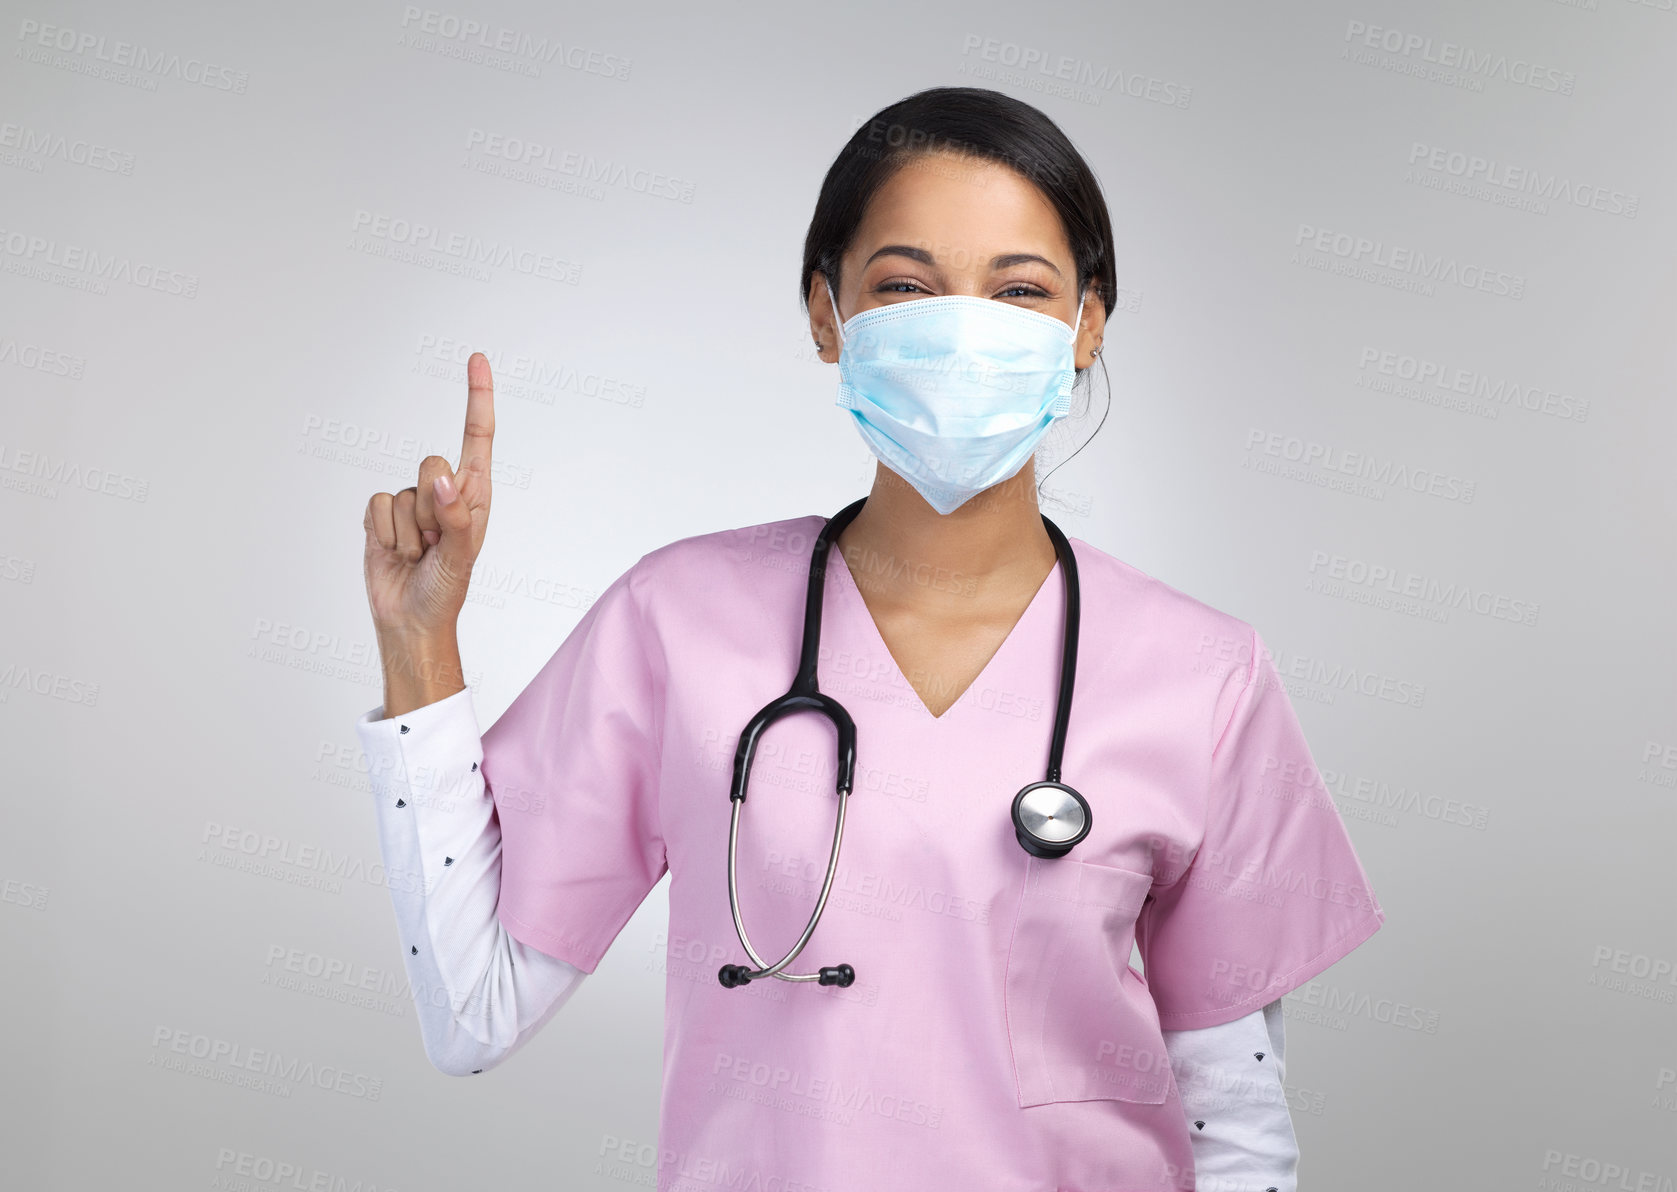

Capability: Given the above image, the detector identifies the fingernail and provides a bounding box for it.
[434,474,455,502]
[422,529,440,546]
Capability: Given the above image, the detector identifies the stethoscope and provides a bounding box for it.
[718,496,1092,990]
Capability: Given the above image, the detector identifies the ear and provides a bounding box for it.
[1075,282,1107,371]
[810,271,842,364]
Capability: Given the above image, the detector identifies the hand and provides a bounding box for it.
[362,352,495,641]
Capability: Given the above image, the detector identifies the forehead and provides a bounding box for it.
[850,151,1072,268]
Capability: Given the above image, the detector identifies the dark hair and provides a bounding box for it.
[799,86,1116,482]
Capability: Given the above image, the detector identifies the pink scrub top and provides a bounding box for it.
[481,515,1385,1192]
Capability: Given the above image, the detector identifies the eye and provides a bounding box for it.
[872,279,1052,299]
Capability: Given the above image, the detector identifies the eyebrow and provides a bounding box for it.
[863,244,1063,278]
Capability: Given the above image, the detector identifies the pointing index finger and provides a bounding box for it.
[459,352,495,482]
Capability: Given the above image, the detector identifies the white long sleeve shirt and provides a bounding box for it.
[355,687,1300,1190]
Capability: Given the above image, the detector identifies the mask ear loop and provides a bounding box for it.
[826,283,846,348]
[1050,285,1090,415]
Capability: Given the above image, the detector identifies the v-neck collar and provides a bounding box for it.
[826,536,1065,725]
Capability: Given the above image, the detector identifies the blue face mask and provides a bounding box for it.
[828,285,1086,515]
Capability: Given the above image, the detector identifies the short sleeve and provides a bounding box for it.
[1137,626,1385,1030]
[480,562,667,973]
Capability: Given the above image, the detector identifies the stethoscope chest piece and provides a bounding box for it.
[1011,781,1092,859]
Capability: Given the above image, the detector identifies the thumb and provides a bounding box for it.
[430,472,476,568]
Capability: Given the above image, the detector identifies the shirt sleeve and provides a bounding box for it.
[354,688,589,1076]
[479,561,668,972]
[1137,625,1385,1030]
[1162,999,1300,1192]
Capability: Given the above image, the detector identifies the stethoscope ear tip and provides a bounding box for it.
[817,963,855,987]
[718,962,854,988]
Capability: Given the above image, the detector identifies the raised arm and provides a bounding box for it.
[355,353,585,1073]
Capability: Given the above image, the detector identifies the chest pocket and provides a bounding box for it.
[1003,856,1171,1107]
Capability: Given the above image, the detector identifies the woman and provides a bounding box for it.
[356,87,1383,1190]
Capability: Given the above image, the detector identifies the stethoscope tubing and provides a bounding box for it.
[721,499,866,986]
[720,496,1084,989]
[1038,512,1080,785]
[724,778,851,981]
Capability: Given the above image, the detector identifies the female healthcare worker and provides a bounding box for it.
[356,87,1384,1191]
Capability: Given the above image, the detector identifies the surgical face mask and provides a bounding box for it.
[828,285,1086,515]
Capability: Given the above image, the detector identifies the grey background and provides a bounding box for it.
[2,0,1673,1187]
